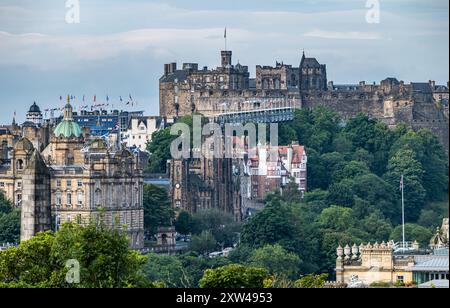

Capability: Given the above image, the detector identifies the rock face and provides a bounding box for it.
[20,149,52,242]
[301,81,449,150]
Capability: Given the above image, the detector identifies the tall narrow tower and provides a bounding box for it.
[20,149,52,242]
[221,51,232,68]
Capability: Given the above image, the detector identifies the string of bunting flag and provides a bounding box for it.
[43,94,138,113]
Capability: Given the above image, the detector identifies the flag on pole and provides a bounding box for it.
[224,27,227,39]
[60,95,63,101]
[106,95,109,102]
[400,175,404,190]
[120,96,123,102]
[83,95,85,102]
[67,95,70,103]
[94,95,97,103]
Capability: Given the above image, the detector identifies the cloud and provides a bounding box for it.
[304,30,383,40]
[0,0,448,124]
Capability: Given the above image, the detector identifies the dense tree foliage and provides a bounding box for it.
[145,115,207,174]
[174,211,193,235]
[390,224,433,248]
[143,184,174,237]
[248,244,302,280]
[0,223,155,288]
[199,264,268,289]
[0,193,20,243]
[189,231,217,255]
[190,209,242,249]
[295,274,328,289]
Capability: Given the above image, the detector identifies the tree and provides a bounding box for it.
[191,209,241,247]
[241,198,296,251]
[248,244,302,280]
[199,264,268,288]
[281,180,303,203]
[384,149,426,222]
[361,210,393,242]
[143,184,174,237]
[0,193,20,243]
[0,210,20,243]
[143,254,190,288]
[326,182,355,207]
[305,148,328,190]
[178,253,231,288]
[302,189,329,215]
[350,174,399,223]
[146,115,206,174]
[332,161,370,183]
[189,231,217,255]
[146,129,176,174]
[174,211,193,235]
[295,274,328,288]
[317,206,357,232]
[418,210,442,230]
[391,129,449,201]
[390,223,433,248]
[0,223,152,288]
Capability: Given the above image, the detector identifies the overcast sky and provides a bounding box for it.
[0,0,448,123]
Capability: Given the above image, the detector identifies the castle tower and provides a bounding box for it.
[221,50,232,68]
[20,149,52,242]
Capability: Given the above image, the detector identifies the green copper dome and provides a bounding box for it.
[54,120,82,138]
[53,102,82,138]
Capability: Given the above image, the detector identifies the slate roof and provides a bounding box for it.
[160,70,189,83]
[411,83,433,94]
[301,58,321,68]
[412,255,449,272]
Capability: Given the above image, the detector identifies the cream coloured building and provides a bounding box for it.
[1,102,144,249]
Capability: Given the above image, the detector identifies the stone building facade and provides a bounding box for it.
[244,142,307,202]
[0,102,145,249]
[168,156,242,222]
[159,50,449,150]
[336,220,450,286]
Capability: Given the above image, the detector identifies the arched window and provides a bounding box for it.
[274,79,281,90]
[95,189,102,206]
[17,159,24,170]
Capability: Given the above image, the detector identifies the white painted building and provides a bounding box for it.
[122,116,165,151]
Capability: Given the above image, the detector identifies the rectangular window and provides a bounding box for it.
[77,192,83,206]
[66,215,72,222]
[17,194,22,205]
[57,180,62,188]
[67,180,72,188]
[17,182,22,189]
[56,193,62,206]
[0,182,4,188]
[77,214,82,225]
[67,193,72,205]
[397,276,404,283]
[77,180,83,188]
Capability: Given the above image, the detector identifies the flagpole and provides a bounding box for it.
[401,175,405,250]
[224,27,227,51]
